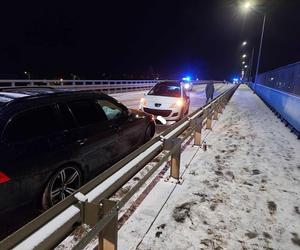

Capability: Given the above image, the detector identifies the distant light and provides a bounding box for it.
[24,71,27,74]
[244,65,248,68]
[60,78,63,81]
[242,41,247,46]
[245,2,251,9]
[242,61,245,65]
[241,1,253,12]
[182,76,191,82]
[233,78,239,83]
[270,77,274,81]
[196,78,199,81]
[242,54,247,58]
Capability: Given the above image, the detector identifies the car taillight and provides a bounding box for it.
[0,171,10,184]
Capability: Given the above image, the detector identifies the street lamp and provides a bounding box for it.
[242,41,247,46]
[243,1,252,11]
[241,1,267,83]
[24,71,31,80]
[242,54,247,58]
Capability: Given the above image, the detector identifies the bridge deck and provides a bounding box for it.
[117,84,300,250]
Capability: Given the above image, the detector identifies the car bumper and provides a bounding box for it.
[140,106,182,121]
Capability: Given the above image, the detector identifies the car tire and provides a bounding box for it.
[144,124,154,143]
[42,165,82,210]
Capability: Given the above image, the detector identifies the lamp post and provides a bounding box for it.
[255,14,266,83]
[241,1,267,83]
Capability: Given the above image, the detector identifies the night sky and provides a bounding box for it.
[0,0,299,80]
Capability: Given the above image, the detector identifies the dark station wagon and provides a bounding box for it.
[0,87,155,237]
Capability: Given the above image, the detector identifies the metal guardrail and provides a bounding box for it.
[0,80,160,94]
[0,84,238,250]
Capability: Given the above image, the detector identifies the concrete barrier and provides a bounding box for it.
[251,83,300,134]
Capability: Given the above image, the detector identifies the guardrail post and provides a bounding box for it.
[206,108,213,130]
[192,117,203,146]
[98,199,118,250]
[170,143,181,180]
[217,103,223,114]
[163,137,181,181]
[213,104,219,120]
[76,196,118,250]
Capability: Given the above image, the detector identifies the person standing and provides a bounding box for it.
[205,80,215,103]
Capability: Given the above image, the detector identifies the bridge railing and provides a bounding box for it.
[0,84,238,250]
[0,79,160,94]
[251,61,300,137]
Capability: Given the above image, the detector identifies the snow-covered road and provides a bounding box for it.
[118,84,300,250]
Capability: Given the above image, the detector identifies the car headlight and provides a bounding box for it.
[170,99,184,108]
[140,97,147,106]
[184,83,190,89]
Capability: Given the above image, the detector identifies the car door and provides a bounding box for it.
[66,99,118,177]
[97,98,144,159]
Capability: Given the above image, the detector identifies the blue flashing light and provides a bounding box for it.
[182,76,191,82]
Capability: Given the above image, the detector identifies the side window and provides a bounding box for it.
[97,99,124,120]
[67,100,107,127]
[4,105,63,143]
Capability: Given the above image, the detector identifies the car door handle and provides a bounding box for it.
[77,138,87,146]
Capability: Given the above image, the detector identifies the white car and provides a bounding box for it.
[139,81,190,121]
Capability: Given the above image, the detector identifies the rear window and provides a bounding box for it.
[4,105,63,143]
[148,82,181,97]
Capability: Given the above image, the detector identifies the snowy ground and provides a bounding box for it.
[118,85,300,250]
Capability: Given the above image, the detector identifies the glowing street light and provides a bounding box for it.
[242,61,245,65]
[241,1,253,12]
[24,71,31,80]
[244,65,248,68]
[242,41,247,46]
[242,54,247,58]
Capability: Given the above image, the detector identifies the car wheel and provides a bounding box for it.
[42,165,82,210]
[144,124,154,143]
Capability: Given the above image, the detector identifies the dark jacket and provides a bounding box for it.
[205,81,215,98]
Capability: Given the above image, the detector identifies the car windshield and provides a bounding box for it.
[148,82,181,97]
